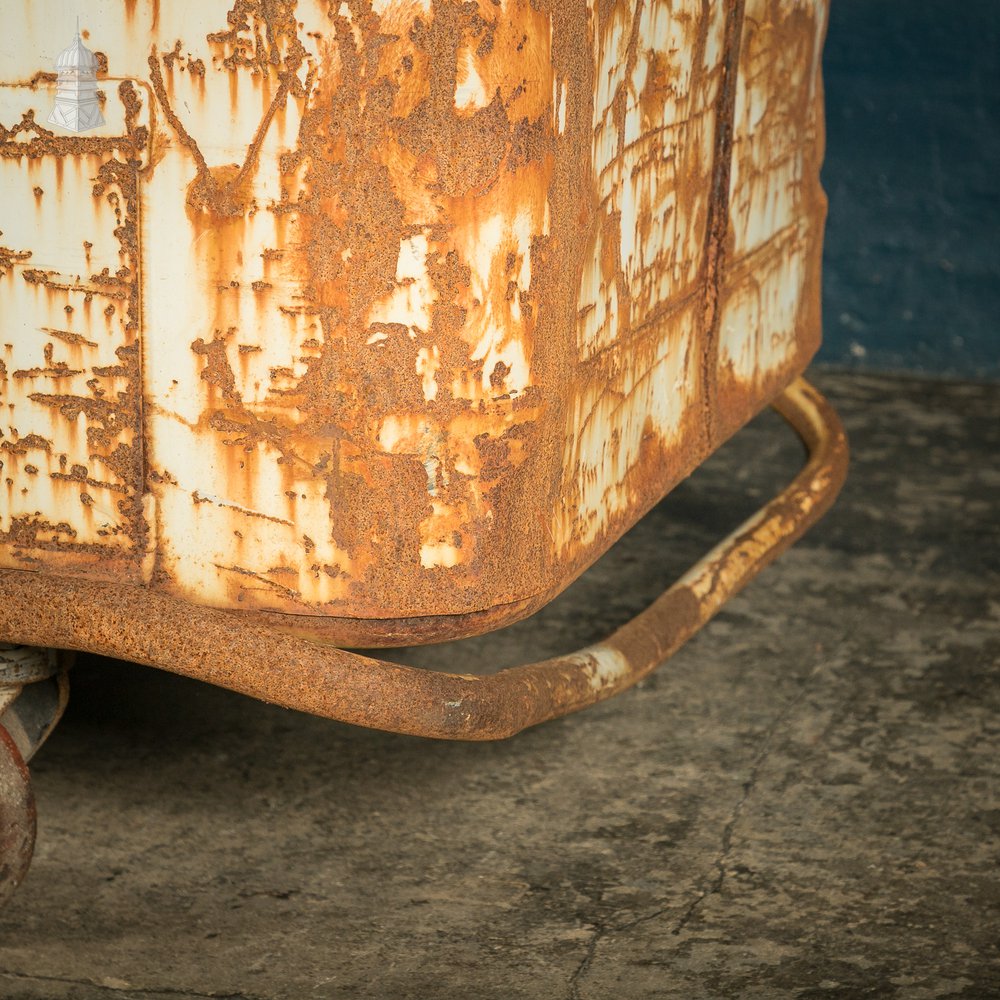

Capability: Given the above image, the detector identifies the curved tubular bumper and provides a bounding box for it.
[0,378,848,741]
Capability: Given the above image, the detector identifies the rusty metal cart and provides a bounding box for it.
[0,0,847,900]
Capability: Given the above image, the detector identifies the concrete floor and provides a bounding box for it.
[0,370,997,999]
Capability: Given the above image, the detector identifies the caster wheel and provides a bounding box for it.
[0,721,36,903]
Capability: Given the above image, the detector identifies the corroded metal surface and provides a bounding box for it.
[1,1,829,643]
[0,379,847,738]
[0,76,148,580]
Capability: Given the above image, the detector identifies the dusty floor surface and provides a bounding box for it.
[0,370,997,999]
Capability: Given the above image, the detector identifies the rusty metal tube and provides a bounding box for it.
[0,378,847,740]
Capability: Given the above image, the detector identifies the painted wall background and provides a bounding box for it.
[819,0,999,378]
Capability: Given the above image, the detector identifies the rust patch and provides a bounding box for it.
[0,434,51,456]
[0,247,31,277]
[40,328,99,349]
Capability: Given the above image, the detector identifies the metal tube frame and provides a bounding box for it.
[0,377,848,740]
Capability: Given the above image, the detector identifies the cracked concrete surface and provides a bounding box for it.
[0,370,997,999]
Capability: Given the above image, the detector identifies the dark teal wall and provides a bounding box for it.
[819,1,999,377]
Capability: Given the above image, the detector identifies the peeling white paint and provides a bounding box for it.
[367,233,436,335]
[419,501,465,569]
[567,644,631,693]
[455,47,489,113]
[371,0,431,14]
[416,344,440,402]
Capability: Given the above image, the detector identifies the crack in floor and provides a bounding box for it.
[671,660,829,936]
[566,921,606,1000]
[564,659,831,997]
